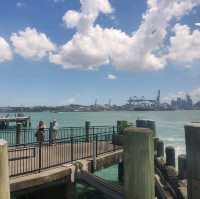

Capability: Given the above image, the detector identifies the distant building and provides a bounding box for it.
[171,94,193,109]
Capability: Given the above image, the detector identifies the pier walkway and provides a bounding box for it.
[9,138,118,177]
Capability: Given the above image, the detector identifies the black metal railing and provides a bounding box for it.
[0,126,118,146]
[8,127,121,177]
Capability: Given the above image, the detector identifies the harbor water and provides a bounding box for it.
[10,110,200,198]
[20,110,200,156]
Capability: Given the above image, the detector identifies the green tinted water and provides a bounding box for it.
[9,110,200,198]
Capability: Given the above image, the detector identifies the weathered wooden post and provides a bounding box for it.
[178,154,187,179]
[157,140,164,158]
[123,127,154,199]
[165,146,175,167]
[154,137,159,155]
[16,123,22,145]
[85,121,90,142]
[185,124,200,198]
[0,139,10,199]
[136,119,156,137]
[65,176,75,199]
[118,160,124,184]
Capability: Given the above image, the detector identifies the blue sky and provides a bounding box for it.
[0,0,200,106]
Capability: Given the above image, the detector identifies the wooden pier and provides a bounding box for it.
[1,120,200,199]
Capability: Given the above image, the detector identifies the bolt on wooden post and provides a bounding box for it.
[123,127,155,199]
[185,124,200,199]
[0,139,10,199]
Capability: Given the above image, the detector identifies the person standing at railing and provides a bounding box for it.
[52,119,59,143]
[35,121,46,144]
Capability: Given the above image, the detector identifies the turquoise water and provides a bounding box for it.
[11,110,200,157]
[10,110,200,198]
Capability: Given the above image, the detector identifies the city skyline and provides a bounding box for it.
[0,0,200,106]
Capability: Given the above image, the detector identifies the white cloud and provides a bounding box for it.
[167,24,200,64]
[163,88,200,103]
[66,97,76,104]
[62,0,113,33]
[53,0,65,3]
[107,74,117,80]
[195,22,200,27]
[0,37,13,62]
[10,27,56,60]
[63,10,81,29]
[62,93,81,104]
[16,2,25,8]
[50,0,200,71]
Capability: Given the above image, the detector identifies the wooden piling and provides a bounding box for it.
[185,124,200,199]
[178,154,187,179]
[85,121,90,142]
[118,161,124,184]
[0,139,10,199]
[16,123,22,145]
[123,127,154,199]
[165,146,175,167]
[136,120,156,137]
[154,137,159,155]
[157,140,164,158]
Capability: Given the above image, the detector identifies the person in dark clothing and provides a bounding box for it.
[35,121,46,143]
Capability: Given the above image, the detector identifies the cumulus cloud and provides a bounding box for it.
[167,24,200,64]
[0,37,13,62]
[50,0,200,71]
[63,10,81,29]
[10,27,56,60]
[107,74,117,80]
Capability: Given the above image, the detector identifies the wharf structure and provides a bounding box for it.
[0,120,199,198]
[0,115,31,129]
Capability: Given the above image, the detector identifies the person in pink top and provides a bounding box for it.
[35,121,46,143]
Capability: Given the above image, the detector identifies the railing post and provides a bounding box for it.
[123,127,154,199]
[95,134,98,157]
[85,121,90,142]
[16,123,22,145]
[113,126,116,151]
[38,141,42,173]
[185,124,200,199]
[0,139,10,199]
[71,137,73,162]
[49,122,53,144]
[92,134,97,172]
